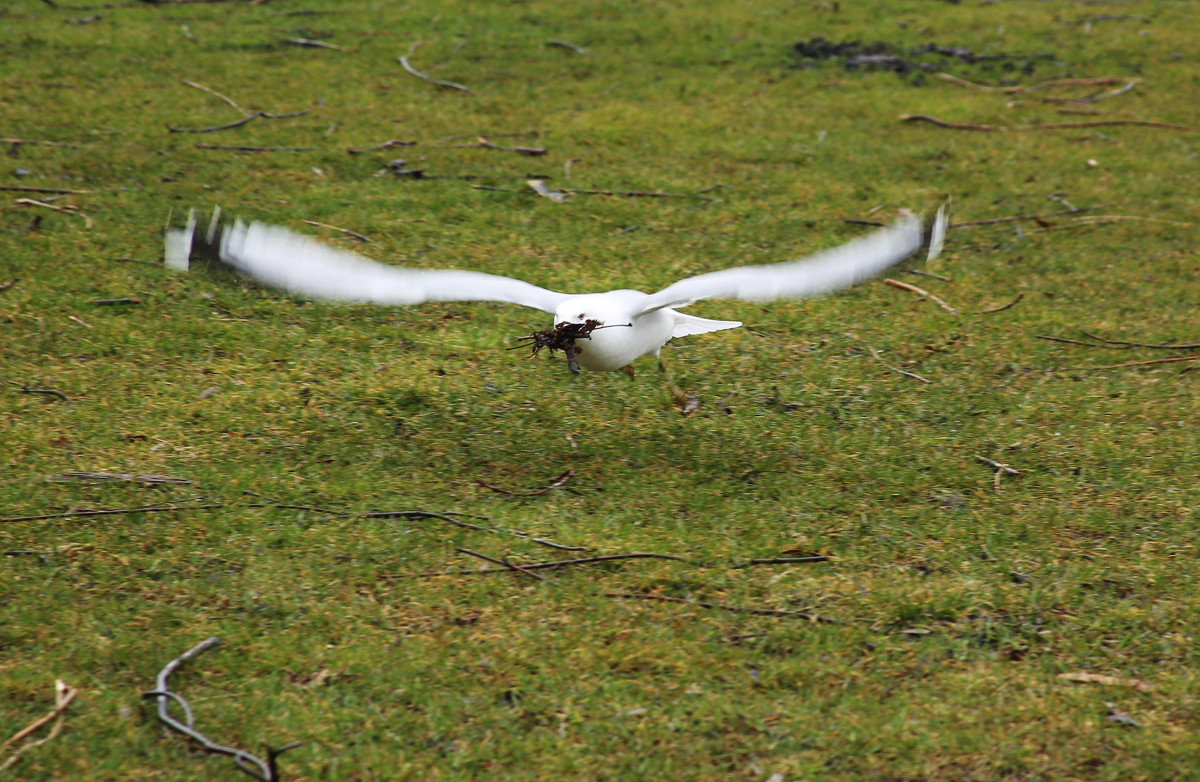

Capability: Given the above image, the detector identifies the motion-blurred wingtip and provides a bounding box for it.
[163,209,196,271]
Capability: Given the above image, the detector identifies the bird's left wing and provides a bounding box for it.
[166,211,570,315]
[636,213,926,316]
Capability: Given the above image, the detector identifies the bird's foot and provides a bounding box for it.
[620,364,636,380]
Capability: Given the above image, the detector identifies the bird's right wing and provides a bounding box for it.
[636,213,929,316]
[165,211,570,316]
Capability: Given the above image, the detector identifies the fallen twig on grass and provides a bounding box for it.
[144,637,300,781]
[1055,80,1137,105]
[975,455,1020,492]
[905,269,951,282]
[1039,332,1200,350]
[732,557,830,567]
[606,592,832,621]
[345,139,418,154]
[409,551,830,578]
[561,186,719,201]
[475,468,576,497]
[1049,355,1199,372]
[92,297,142,305]
[448,136,548,156]
[868,347,931,384]
[13,384,69,402]
[303,220,370,242]
[0,278,19,292]
[457,547,545,581]
[1037,334,1111,348]
[951,205,1102,228]
[195,144,319,152]
[901,114,1193,132]
[15,198,93,228]
[356,509,585,551]
[0,185,89,195]
[0,679,78,773]
[0,138,74,149]
[399,41,471,92]
[169,80,309,134]
[410,552,690,577]
[935,73,1127,94]
[884,278,958,315]
[46,472,193,485]
[546,39,589,55]
[282,37,341,50]
[1,500,220,524]
[1077,331,1200,350]
[979,292,1024,314]
[1069,215,1192,227]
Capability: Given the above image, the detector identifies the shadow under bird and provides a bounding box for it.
[166,206,946,403]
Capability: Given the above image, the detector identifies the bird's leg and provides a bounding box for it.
[657,353,700,414]
[564,343,581,375]
[620,364,636,380]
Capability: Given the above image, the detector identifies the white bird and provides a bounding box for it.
[166,206,945,398]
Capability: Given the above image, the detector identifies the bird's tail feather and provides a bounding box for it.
[670,311,742,339]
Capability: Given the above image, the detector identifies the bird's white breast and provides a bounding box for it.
[553,291,674,371]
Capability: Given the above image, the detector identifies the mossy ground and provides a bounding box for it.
[2,1,1198,779]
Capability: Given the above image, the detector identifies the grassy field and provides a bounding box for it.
[2,0,1198,779]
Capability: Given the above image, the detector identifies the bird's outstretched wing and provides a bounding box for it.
[636,213,931,316]
[166,210,570,315]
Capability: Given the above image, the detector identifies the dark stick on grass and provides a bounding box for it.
[399,41,471,92]
[906,269,951,282]
[1077,331,1200,350]
[411,552,691,577]
[951,205,1102,228]
[143,637,300,781]
[561,186,719,201]
[358,509,585,551]
[450,137,548,156]
[901,114,1193,132]
[606,592,831,621]
[1049,355,1200,372]
[732,556,831,567]
[46,472,193,484]
[1,501,221,524]
[0,278,19,292]
[169,80,310,134]
[0,185,89,195]
[411,551,829,578]
[457,547,545,581]
[92,297,142,305]
[345,139,418,153]
[15,385,69,402]
[979,292,1024,314]
[168,112,266,134]
[195,143,320,152]
[475,468,576,497]
[1036,334,1112,348]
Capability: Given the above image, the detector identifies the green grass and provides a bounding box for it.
[2,0,1198,779]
